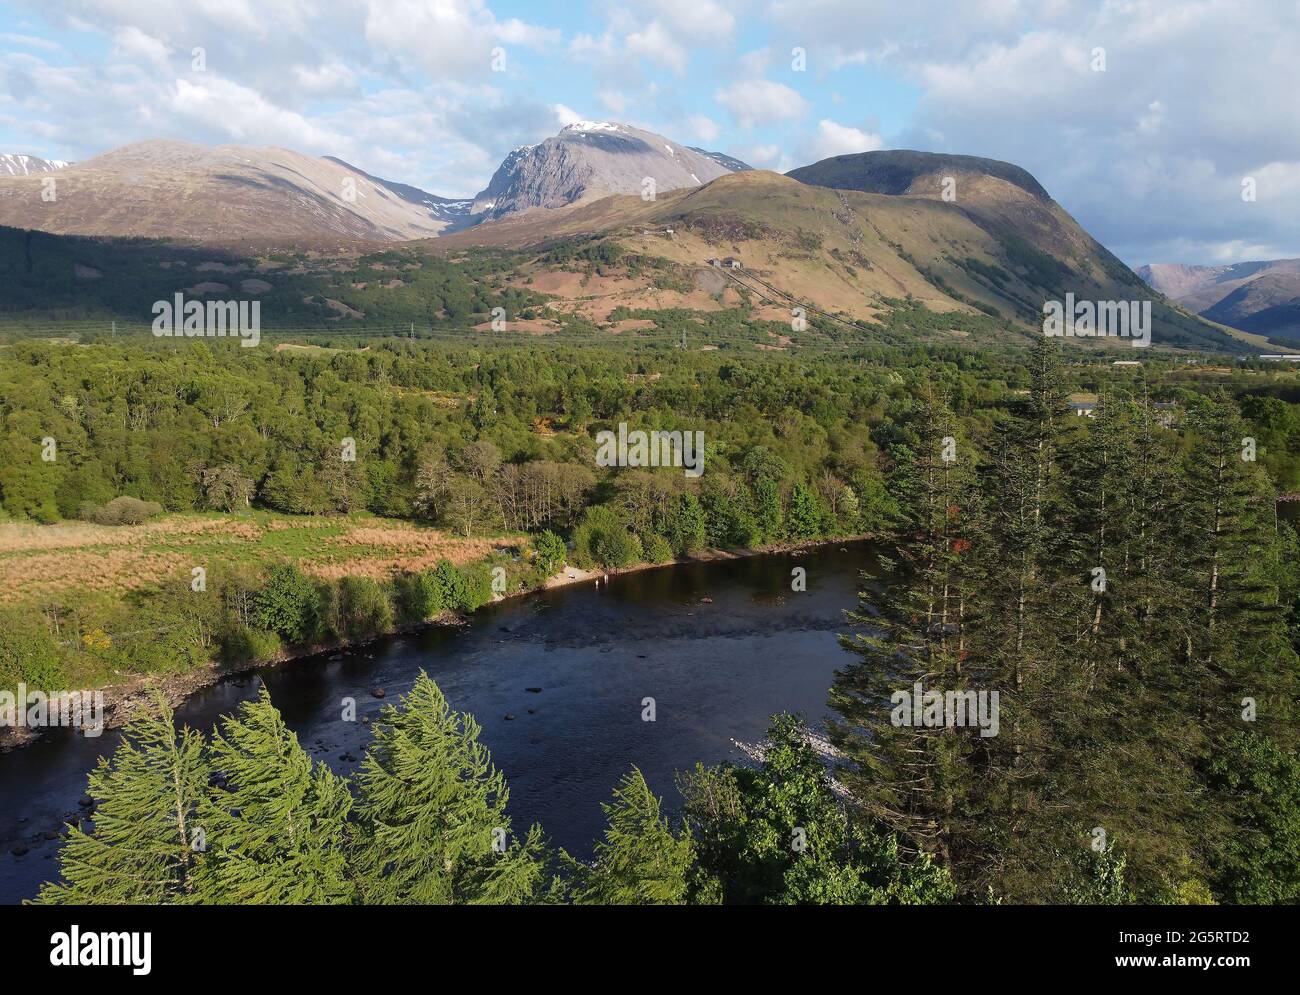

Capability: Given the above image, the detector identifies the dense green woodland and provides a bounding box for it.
[834,342,1300,903]
[0,227,545,331]
[4,335,1300,903]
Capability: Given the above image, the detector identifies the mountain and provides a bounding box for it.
[431,153,1239,352]
[778,150,1237,349]
[0,127,750,243]
[1137,260,1300,343]
[0,141,458,242]
[789,150,1050,200]
[0,136,1242,352]
[323,156,477,233]
[0,154,69,176]
[688,148,753,174]
[469,121,749,220]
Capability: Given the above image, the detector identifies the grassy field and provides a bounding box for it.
[0,511,522,605]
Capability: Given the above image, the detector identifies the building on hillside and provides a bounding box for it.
[1068,401,1096,418]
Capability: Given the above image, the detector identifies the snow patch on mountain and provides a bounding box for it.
[0,153,69,176]
[562,121,623,134]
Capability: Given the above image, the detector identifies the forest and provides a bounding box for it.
[3,333,1300,904]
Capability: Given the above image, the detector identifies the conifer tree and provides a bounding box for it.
[352,672,550,904]
[194,689,354,904]
[569,766,693,905]
[830,382,977,866]
[35,698,209,905]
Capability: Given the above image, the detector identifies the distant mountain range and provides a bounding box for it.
[0,154,69,176]
[1138,260,1300,344]
[0,123,749,243]
[0,129,1241,351]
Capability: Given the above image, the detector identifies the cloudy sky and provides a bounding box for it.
[1,0,1295,265]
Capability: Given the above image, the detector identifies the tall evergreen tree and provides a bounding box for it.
[35,698,209,905]
[568,767,693,905]
[352,672,550,904]
[194,689,354,904]
[830,382,978,867]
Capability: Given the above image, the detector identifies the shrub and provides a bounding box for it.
[460,562,497,610]
[532,530,567,574]
[252,564,322,644]
[786,483,824,540]
[432,560,473,614]
[642,532,674,564]
[1206,732,1300,904]
[334,576,394,640]
[573,505,643,569]
[0,608,65,691]
[79,496,163,526]
[395,570,444,623]
[222,626,283,666]
[667,493,707,555]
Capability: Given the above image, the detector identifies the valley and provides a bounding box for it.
[1,5,1298,919]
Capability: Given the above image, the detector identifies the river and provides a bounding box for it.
[0,541,880,903]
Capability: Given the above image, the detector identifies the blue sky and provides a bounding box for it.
[1,0,1297,265]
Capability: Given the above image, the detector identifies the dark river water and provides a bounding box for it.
[0,541,879,903]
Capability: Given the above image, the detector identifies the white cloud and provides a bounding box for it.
[169,76,344,148]
[0,32,63,52]
[801,119,884,161]
[645,0,736,41]
[766,0,1300,261]
[746,144,781,164]
[111,26,171,71]
[364,0,555,78]
[626,22,688,75]
[737,48,774,77]
[553,103,583,127]
[688,113,720,143]
[714,79,808,128]
[293,62,359,97]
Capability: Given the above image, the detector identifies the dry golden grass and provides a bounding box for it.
[0,514,520,604]
[0,549,192,600]
[0,516,259,553]
[305,543,514,583]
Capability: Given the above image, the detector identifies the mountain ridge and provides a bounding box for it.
[1137,259,1300,343]
[0,153,69,176]
[469,121,750,221]
[0,126,751,243]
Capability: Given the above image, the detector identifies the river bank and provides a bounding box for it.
[1,535,870,752]
[3,540,880,900]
